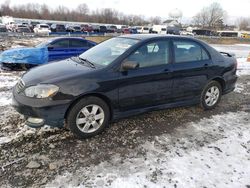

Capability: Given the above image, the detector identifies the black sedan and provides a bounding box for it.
[12,35,237,138]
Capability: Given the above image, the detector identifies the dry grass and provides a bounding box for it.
[196,37,250,45]
[85,36,112,43]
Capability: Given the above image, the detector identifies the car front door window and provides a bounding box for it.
[127,41,170,68]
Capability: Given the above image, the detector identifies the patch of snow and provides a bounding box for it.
[11,45,26,49]
[237,58,250,76]
[0,136,13,144]
[47,112,250,188]
[0,125,36,145]
[0,91,12,106]
[213,44,250,58]
[0,73,19,89]
[234,44,250,47]
[0,123,60,146]
[234,83,250,95]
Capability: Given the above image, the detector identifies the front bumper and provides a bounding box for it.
[12,87,71,128]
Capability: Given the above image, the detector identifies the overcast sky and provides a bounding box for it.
[7,0,250,22]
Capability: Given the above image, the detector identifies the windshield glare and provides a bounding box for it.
[79,37,139,66]
[36,40,51,48]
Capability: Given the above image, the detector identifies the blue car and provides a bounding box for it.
[0,37,96,70]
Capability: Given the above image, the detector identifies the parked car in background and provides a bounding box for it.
[99,25,107,33]
[50,24,66,32]
[1,16,16,31]
[15,25,31,33]
[66,25,75,32]
[152,25,167,34]
[91,25,99,32]
[66,25,82,32]
[11,34,238,139]
[0,24,8,32]
[0,37,96,70]
[81,24,93,32]
[135,26,142,34]
[106,25,117,33]
[140,26,150,34]
[30,21,40,32]
[33,24,51,35]
[115,25,125,33]
[6,22,16,32]
[72,25,81,32]
[129,28,138,34]
[122,28,131,34]
[167,26,180,35]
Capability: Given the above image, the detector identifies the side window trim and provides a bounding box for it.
[173,39,211,64]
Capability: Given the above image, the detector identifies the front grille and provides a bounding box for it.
[16,79,25,93]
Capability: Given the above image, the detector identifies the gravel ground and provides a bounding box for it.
[0,38,250,187]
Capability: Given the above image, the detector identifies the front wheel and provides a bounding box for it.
[66,96,110,139]
[200,81,222,110]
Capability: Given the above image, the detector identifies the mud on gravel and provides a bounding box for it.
[0,68,249,187]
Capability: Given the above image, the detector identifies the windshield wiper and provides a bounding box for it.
[77,57,96,69]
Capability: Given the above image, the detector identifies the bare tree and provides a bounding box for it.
[236,17,250,30]
[77,4,89,15]
[0,0,12,16]
[193,2,226,29]
[150,16,161,25]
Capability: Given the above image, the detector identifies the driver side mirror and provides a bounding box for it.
[121,60,139,71]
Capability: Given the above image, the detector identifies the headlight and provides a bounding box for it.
[24,84,59,98]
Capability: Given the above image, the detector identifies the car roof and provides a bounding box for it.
[47,37,96,44]
[118,34,195,41]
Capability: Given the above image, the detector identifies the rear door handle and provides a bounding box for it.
[204,64,209,68]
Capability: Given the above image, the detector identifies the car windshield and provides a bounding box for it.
[79,37,139,67]
[36,40,51,48]
[40,25,49,28]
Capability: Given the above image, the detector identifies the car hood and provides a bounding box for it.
[22,58,93,86]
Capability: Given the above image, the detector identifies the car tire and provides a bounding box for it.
[66,96,110,139]
[200,81,222,110]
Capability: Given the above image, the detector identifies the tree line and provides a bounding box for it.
[0,0,161,26]
[0,1,249,30]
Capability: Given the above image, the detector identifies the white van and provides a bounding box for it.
[33,24,51,35]
[140,26,150,34]
[152,25,167,34]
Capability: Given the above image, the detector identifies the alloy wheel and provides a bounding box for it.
[76,104,105,133]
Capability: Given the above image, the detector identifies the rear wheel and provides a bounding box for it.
[200,81,222,110]
[66,96,110,139]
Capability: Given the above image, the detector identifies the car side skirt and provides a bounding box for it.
[112,97,200,121]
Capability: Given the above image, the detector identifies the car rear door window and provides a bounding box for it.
[70,40,88,48]
[127,40,170,68]
[173,40,210,63]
